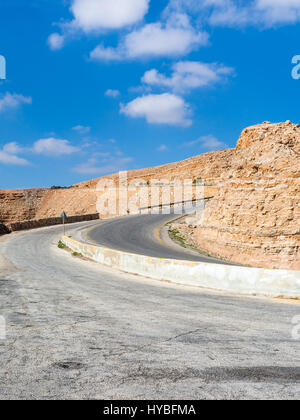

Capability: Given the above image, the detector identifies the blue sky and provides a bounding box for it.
[0,0,300,189]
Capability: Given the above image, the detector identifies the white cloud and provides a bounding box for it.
[90,12,208,61]
[105,89,120,98]
[72,125,91,134]
[124,14,208,58]
[48,33,65,50]
[256,0,300,25]
[0,93,32,113]
[70,0,149,32]
[0,137,80,165]
[182,135,228,151]
[142,61,233,93]
[73,156,133,175]
[157,144,168,152]
[50,0,300,54]
[201,0,300,27]
[0,151,30,166]
[206,1,256,27]
[120,93,192,127]
[90,44,124,61]
[2,142,26,155]
[0,142,30,166]
[32,138,80,157]
[48,0,150,50]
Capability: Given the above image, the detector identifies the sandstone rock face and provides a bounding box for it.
[0,189,48,223]
[194,122,300,270]
[0,188,103,224]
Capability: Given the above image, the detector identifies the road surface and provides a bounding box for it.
[86,214,233,264]
[0,220,300,399]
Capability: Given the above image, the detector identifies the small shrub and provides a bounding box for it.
[51,186,69,190]
[169,229,186,246]
[72,252,82,257]
[193,178,203,185]
[58,240,66,249]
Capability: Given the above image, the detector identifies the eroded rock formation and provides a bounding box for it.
[181,121,300,270]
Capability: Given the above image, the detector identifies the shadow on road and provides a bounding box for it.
[202,366,300,383]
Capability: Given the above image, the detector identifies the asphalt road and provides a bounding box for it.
[86,214,232,265]
[1,220,300,399]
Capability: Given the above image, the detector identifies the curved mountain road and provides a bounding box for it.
[85,214,233,264]
[0,220,300,399]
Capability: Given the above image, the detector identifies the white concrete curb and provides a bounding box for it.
[62,235,300,298]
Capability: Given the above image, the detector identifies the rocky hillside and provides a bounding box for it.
[74,148,233,188]
[182,121,300,270]
[0,149,232,224]
[0,189,48,223]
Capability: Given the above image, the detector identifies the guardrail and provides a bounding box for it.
[139,197,212,212]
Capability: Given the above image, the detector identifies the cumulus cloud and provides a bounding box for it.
[142,61,234,93]
[0,137,80,165]
[48,0,150,50]
[182,135,228,151]
[2,142,26,155]
[32,138,80,157]
[48,33,65,50]
[120,93,192,127]
[90,12,208,61]
[0,144,30,166]
[0,93,32,113]
[124,14,208,58]
[73,156,133,175]
[70,0,150,32]
[50,0,300,54]
[105,89,120,98]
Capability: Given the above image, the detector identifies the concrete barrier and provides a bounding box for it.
[62,235,300,298]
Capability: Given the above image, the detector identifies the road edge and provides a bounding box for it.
[61,235,300,299]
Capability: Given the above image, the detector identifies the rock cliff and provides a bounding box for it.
[190,121,300,270]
